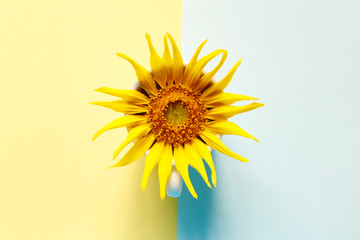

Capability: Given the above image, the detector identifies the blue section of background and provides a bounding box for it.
[178,0,360,239]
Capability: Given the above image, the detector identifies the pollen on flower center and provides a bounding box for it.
[146,84,207,145]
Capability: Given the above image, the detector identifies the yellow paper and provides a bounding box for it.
[0,0,181,239]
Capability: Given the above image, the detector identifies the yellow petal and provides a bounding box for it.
[186,39,208,70]
[141,141,165,191]
[206,103,265,120]
[113,124,152,160]
[166,33,184,85]
[183,39,208,86]
[201,58,242,99]
[158,143,173,200]
[194,50,228,92]
[187,49,224,88]
[184,143,211,188]
[95,87,149,104]
[162,35,173,84]
[192,138,217,187]
[92,115,146,141]
[200,130,249,162]
[145,33,167,88]
[116,52,157,94]
[174,145,198,199]
[205,121,259,142]
[204,92,258,107]
[90,100,147,114]
[108,133,155,168]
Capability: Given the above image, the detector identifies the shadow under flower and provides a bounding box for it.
[177,151,218,240]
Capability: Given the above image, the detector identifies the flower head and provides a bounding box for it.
[92,33,264,199]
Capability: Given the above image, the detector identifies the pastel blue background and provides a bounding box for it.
[178,0,360,239]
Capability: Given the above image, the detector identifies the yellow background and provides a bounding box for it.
[0,0,182,239]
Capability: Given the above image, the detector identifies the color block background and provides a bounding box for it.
[0,0,181,239]
[178,0,360,239]
[2,0,360,239]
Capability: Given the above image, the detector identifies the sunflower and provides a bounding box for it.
[92,33,264,199]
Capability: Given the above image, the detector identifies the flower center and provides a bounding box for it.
[164,101,189,126]
[146,85,207,145]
